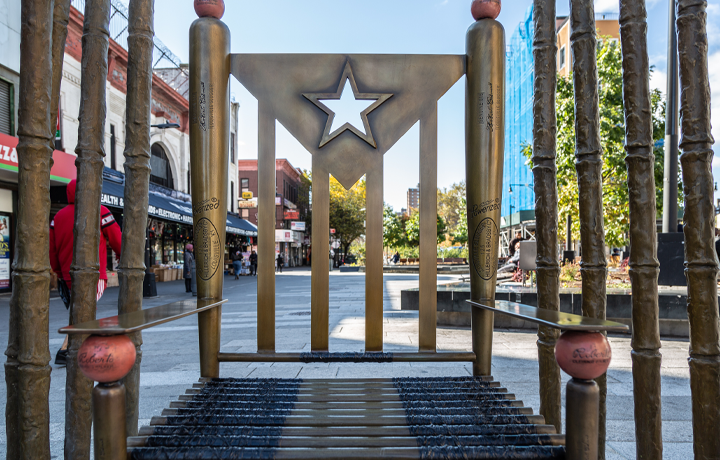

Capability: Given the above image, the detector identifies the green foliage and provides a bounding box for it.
[329,176,366,259]
[383,204,407,249]
[438,247,469,259]
[452,197,468,245]
[437,182,466,237]
[349,240,366,266]
[523,38,672,248]
[560,263,581,284]
[405,212,447,246]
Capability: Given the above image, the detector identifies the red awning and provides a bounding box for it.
[0,132,77,184]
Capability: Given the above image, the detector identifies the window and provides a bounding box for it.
[150,143,175,189]
[230,133,236,163]
[230,182,235,213]
[187,163,191,193]
[0,79,13,136]
[241,178,249,194]
[110,125,117,170]
[559,47,566,70]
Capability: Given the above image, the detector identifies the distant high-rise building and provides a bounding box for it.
[407,185,419,213]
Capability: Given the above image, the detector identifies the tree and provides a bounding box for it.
[452,197,468,245]
[524,37,669,248]
[405,212,447,246]
[383,204,407,249]
[329,175,366,261]
[437,181,466,236]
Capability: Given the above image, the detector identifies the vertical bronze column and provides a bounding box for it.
[676,1,720,458]
[4,1,55,458]
[258,101,277,352]
[619,0,664,458]
[50,0,72,155]
[365,158,384,352]
[419,106,438,352]
[189,14,230,377]
[66,0,112,458]
[532,0,562,432]
[465,13,505,377]
[311,155,329,352]
[117,0,155,436]
[569,1,608,456]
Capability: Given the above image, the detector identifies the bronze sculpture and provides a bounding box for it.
[5,0,719,458]
[676,1,720,458]
[531,0,562,433]
[569,1,609,456]
[619,0,664,458]
[5,1,56,458]
[117,0,155,436]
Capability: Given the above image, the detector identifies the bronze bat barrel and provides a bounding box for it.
[189,16,231,378]
[465,17,506,377]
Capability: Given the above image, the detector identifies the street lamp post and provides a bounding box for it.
[508,183,533,229]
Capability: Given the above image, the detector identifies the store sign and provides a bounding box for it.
[275,197,282,206]
[0,132,77,183]
[238,198,257,209]
[0,213,10,290]
[275,230,302,244]
[242,191,253,199]
[290,221,306,232]
[149,205,193,224]
[275,230,293,243]
[284,210,300,220]
[101,194,124,208]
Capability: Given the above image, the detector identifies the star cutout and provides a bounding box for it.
[304,62,392,149]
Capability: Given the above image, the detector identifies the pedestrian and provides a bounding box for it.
[276,253,284,273]
[184,244,194,292]
[250,250,258,276]
[50,179,122,366]
[232,249,243,279]
[392,251,400,264]
[508,231,525,257]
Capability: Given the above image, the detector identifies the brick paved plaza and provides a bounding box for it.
[0,269,693,458]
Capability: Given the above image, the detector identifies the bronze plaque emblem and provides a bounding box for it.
[472,218,499,281]
[195,217,221,281]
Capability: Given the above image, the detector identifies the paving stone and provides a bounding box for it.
[0,271,695,458]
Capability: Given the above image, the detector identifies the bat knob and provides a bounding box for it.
[194,0,225,20]
[471,0,501,21]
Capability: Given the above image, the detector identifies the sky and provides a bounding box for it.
[149,0,720,211]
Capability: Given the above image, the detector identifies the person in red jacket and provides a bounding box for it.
[50,179,122,365]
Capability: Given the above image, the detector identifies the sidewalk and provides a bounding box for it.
[0,271,692,459]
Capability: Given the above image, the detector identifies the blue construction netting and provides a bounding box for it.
[502,4,535,219]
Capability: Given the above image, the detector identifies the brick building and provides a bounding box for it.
[237,159,310,266]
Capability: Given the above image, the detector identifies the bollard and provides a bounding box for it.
[555,331,612,460]
[77,334,136,460]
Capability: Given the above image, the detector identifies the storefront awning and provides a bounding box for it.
[226,213,258,236]
[101,176,257,237]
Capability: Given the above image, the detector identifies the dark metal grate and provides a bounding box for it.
[129,377,565,459]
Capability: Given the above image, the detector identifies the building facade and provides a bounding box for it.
[501,5,619,254]
[237,159,310,266]
[0,0,255,289]
[407,185,419,214]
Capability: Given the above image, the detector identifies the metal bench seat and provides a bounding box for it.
[128,377,565,460]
